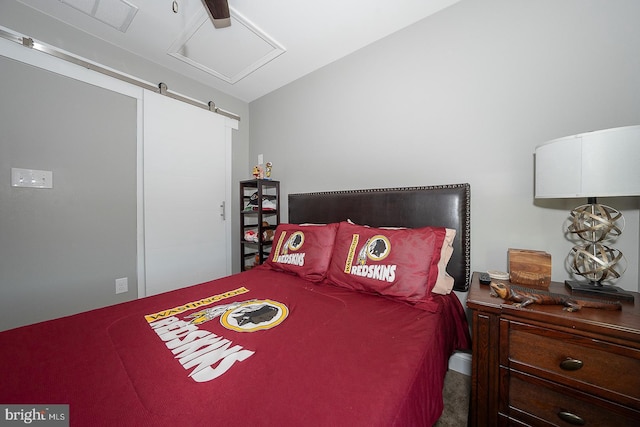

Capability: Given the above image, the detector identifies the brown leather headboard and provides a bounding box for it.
[288,183,471,292]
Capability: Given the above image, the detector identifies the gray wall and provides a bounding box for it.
[0,57,137,330]
[249,0,640,293]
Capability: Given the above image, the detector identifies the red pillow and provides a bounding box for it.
[326,221,447,303]
[265,223,339,282]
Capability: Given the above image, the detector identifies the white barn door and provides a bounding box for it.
[143,89,234,296]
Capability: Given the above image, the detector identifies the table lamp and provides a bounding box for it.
[534,125,640,301]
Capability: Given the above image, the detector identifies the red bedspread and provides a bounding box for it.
[0,268,470,426]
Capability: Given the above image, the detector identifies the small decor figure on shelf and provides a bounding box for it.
[261,221,274,242]
[265,162,273,179]
[252,165,264,179]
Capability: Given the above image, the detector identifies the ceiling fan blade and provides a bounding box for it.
[203,0,231,28]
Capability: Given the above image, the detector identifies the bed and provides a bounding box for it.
[0,183,471,426]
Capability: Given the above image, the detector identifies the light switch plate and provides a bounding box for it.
[11,168,53,188]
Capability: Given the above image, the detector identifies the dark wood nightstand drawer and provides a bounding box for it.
[508,372,640,426]
[468,273,640,427]
[506,321,640,408]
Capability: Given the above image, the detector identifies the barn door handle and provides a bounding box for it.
[220,201,226,220]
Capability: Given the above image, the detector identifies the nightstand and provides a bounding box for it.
[467,272,640,426]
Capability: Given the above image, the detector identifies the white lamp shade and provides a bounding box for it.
[535,125,640,198]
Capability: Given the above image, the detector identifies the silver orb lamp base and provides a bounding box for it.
[564,201,633,301]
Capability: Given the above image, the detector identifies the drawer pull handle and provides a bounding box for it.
[558,410,585,425]
[559,357,583,371]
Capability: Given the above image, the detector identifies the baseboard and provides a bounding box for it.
[448,351,472,376]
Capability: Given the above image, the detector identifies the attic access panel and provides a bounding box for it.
[168,9,285,85]
[60,0,138,32]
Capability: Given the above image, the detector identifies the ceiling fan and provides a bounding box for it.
[202,0,231,28]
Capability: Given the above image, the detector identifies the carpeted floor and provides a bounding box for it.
[434,369,471,426]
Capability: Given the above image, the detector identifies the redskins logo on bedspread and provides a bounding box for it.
[187,299,289,332]
[145,291,289,382]
[344,234,396,282]
[271,230,306,266]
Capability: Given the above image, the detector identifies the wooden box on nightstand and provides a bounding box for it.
[466,272,640,426]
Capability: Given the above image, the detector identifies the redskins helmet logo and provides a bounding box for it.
[357,235,391,265]
[282,231,304,254]
[221,300,289,332]
[185,299,289,332]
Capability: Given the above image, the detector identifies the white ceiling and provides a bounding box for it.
[15,0,460,102]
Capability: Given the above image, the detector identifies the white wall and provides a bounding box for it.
[249,0,640,293]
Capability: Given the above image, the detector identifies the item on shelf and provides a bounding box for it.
[245,192,277,211]
[261,221,274,242]
[252,165,264,179]
[265,162,273,179]
[244,229,259,242]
